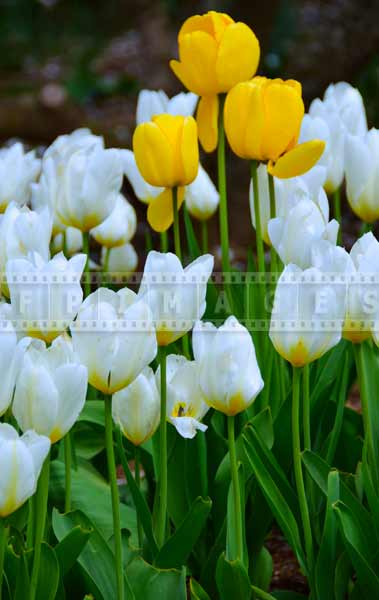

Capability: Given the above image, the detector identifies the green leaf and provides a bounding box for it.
[78,400,105,427]
[333,500,379,596]
[216,553,252,600]
[52,509,134,600]
[315,470,340,600]
[190,578,211,600]
[35,543,60,600]
[155,496,212,569]
[250,546,272,592]
[49,460,137,542]
[243,427,306,572]
[271,593,307,599]
[74,423,105,459]
[334,551,352,600]
[310,341,349,412]
[324,351,351,464]
[127,556,186,599]
[226,463,247,567]
[55,523,92,577]
[14,551,31,600]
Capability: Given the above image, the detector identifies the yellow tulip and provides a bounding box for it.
[170,11,260,152]
[224,77,325,178]
[133,114,199,189]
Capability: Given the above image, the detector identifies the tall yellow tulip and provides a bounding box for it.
[224,77,325,179]
[170,11,260,152]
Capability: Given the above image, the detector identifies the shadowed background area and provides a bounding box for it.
[1,0,379,258]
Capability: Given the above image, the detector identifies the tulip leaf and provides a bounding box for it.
[74,422,105,459]
[78,400,105,427]
[226,462,248,567]
[315,470,340,600]
[155,496,212,569]
[189,578,212,600]
[250,546,273,593]
[270,593,308,599]
[216,553,251,600]
[333,500,379,596]
[126,556,186,599]
[334,551,352,600]
[52,509,134,600]
[35,543,60,600]
[310,340,350,412]
[54,523,92,577]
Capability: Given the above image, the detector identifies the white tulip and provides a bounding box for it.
[101,243,138,275]
[136,89,198,124]
[52,226,83,257]
[0,424,50,517]
[121,149,164,204]
[268,198,339,269]
[31,157,65,235]
[156,354,209,439]
[112,367,160,446]
[0,143,40,212]
[44,128,104,168]
[249,163,328,245]
[269,263,347,366]
[71,287,157,394]
[345,129,379,223]
[344,232,379,343]
[193,316,264,416]
[0,303,30,416]
[324,82,367,137]
[138,251,214,346]
[13,335,88,443]
[185,165,219,221]
[7,251,86,342]
[91,194,137,248]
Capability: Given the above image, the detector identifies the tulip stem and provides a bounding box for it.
[217,94,230,273]
[292,367,314,578]
[172,186,182,262]
[157,346,168,548]
[0,519,7,600]
[303,365,311,451]
[201,220,208,254]
[250,161,265,275]
[134,446,143,549]
[227,415,243,562]
[104,396,124,600]
[64,433,72,513]
[82,232,91,297]
[160,231,168,253]
[268,172,278,275]
[62,229,67,257]
[30,453,50,600]
[333,188,342,244]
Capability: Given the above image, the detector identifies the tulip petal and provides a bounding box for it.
[197,95,219,153]
[147,188,185,233]
[180,117,199,184]
[216,22,260,91]
[133,122,174,187]
[224,82,265,159]
[268,140,326,179]
[178,12,233,42]
[171,31,219,96]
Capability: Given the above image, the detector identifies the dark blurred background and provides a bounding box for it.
[1,0,379,256]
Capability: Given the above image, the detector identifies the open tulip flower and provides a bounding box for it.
[225,77,325,179]
[52,226,83,257]
[12,334,88,443]
[156,354,209,439]
[170,11,260,152]
[138,250,214,346]
[0,142,41,213]
[344,129,379,223]
[71,287,157,394]
[112,367,160,446]
[0,424,50,517]
[193,316,264,415]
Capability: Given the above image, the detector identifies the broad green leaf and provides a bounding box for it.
[127,556,186,599]
[251,586,276,600]
[324,352,351,465]
[200,519,226,598]
[226,463,247,567]
[52,509,134,600]
[49,460,137,542]
[333,500,379,596]
[155,496,212,569]
[334,551,352,600]
[190,578,211,600]
[74,423,104,459]
[78,400,105,427]
[250,546,272,593]
[55,523,92,577]
[14,551,31,600]
[35,543,60,600]
[216,553,251,600]
[271,593,307,599]
[310,340,350,412]
[315,470,340,600]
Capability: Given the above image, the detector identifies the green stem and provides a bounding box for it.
[62,229,67,257]
[227,415,243,561]
[197,431,208,498]
[26,496,35,549]
[82,232,91,297]
[64,433,72,513]
[250,160,265,274]
[104,396,124,600]
[333,188,342,244]
[201,220,208,254]
[160,231,168,253]
[0,519,7,600]
[157,346,168,547]
[292,367,314,578]
[268,172,278,274]
[217,94,230,273]
[145,228,153,253]
[172,186,182,262]
[303,365,311,451]
[135,446,143,549]
[29,453,50,600]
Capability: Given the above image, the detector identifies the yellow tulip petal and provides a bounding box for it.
[260,82,304,160]
[197,95,219,153]
[180,117,199,184]
[177,31,219,96]
[216,22,260,91]
[268,140,326,179]
[133,122,174,187]
[179,11,233,42]
[147,188,185,232]
[224,81,264,160]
